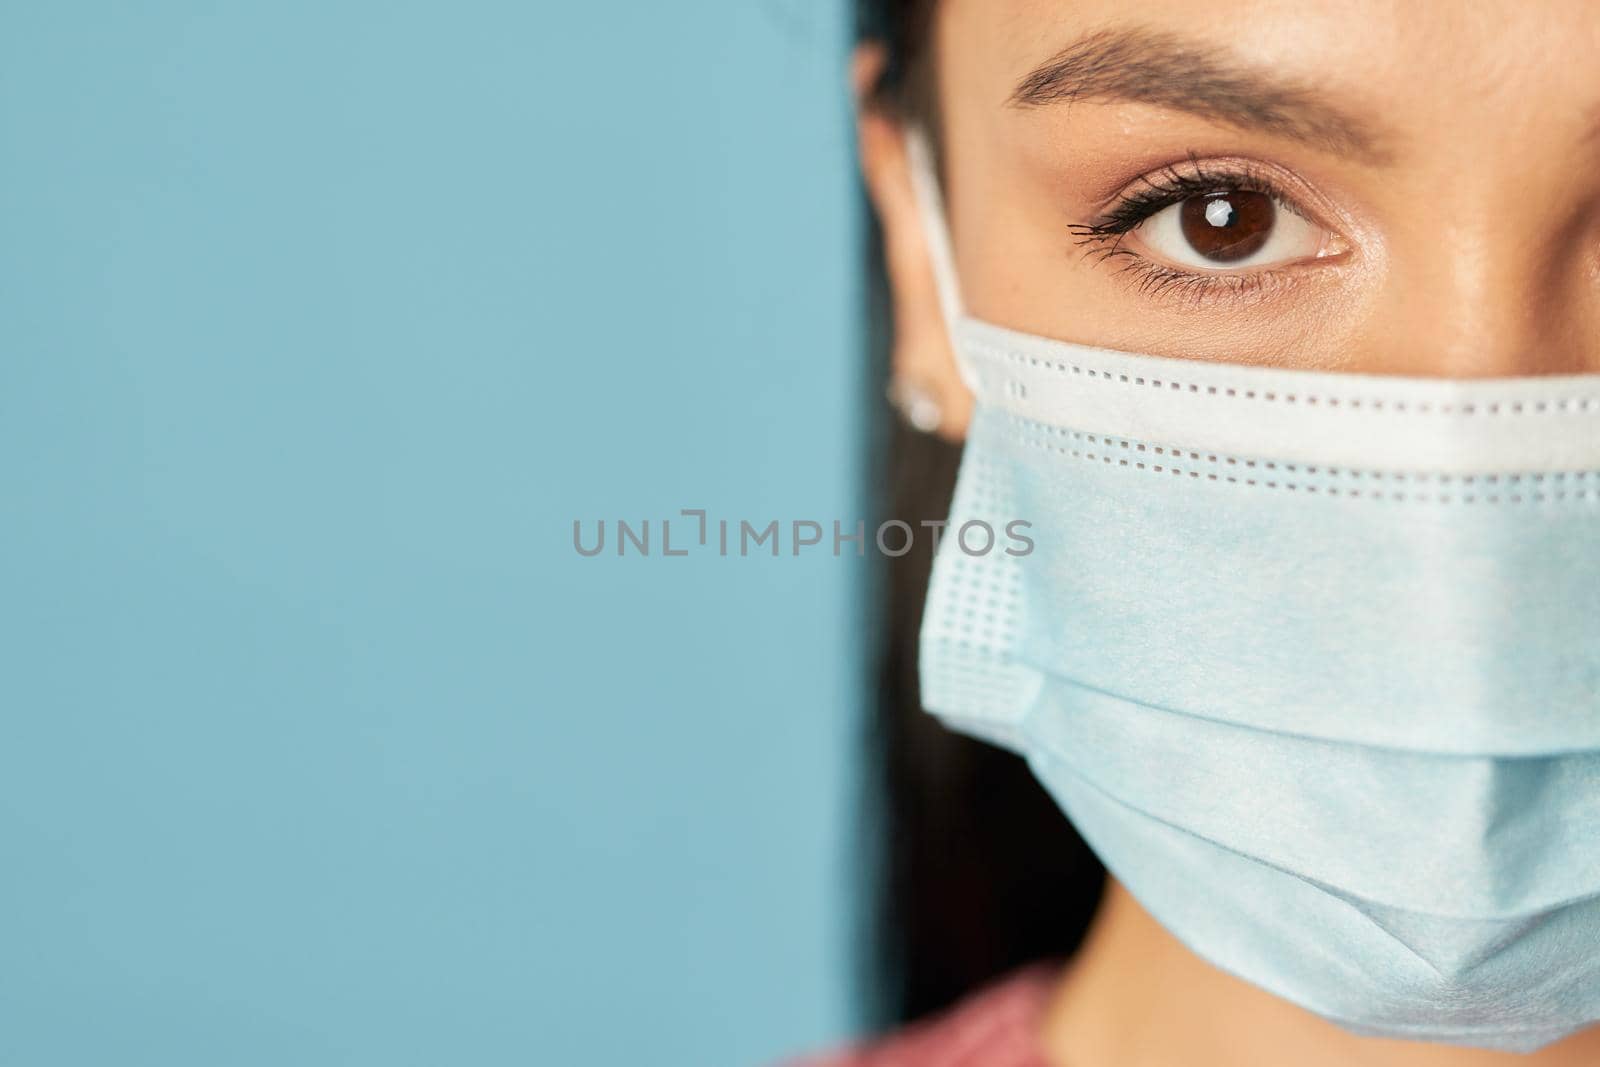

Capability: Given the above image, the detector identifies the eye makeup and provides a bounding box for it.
[1069,155,1349,303]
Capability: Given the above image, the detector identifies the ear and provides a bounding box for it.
[852,44,973,442]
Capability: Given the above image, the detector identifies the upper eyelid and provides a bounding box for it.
[1085,158,1321,234]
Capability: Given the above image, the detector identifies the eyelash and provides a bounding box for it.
[1069,156,1318,300]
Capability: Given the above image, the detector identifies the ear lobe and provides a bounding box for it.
[852,47,973,442]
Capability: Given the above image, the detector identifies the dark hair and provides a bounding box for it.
[855,0,1106,1030]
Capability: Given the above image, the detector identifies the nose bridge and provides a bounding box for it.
[1369,161,1595,377]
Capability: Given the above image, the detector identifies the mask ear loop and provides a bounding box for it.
[904,126,982,394]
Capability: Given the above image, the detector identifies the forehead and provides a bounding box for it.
[937,0,1600,149]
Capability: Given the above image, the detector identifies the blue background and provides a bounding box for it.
[0,3,861,1064]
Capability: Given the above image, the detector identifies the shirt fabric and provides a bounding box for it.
[784,962,1060,1067]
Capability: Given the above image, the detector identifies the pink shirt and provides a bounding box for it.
[783,962,1060,1067]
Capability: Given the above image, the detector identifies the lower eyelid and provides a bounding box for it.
[1111,260,1301,306]
[1111,246,1352,310]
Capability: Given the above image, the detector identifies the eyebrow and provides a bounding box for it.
[1010,28,1392,162]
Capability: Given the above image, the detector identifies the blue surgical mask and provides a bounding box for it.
[907,129,1600,1053]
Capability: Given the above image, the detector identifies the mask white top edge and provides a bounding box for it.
[958,317,1600,475]
[961,316,1600,396]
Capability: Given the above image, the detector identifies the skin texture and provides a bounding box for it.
[856,2,1600,1064]
[859,0,1600,438]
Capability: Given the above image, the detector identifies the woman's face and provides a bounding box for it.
[863,0,1600,432]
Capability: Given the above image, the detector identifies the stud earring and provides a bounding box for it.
[886,377,944,434]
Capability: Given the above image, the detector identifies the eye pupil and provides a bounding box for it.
[1180,191,1275,263]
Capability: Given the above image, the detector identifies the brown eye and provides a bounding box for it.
[1128,183,1329,274]
[1179,191,1275,263]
